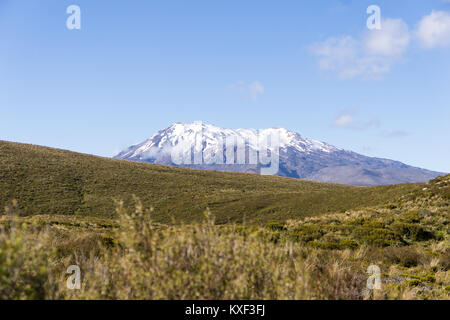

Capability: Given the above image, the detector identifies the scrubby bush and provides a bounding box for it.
[390,222,435,242]
[267,221,286,231]
[0,201,57,299]
[382,247,426,268]
[351,227,402,247]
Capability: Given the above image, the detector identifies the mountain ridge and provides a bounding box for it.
[115,122,444,186]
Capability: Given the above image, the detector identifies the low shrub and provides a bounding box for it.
[382,247,426,268]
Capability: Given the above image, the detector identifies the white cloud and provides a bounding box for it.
[310,18,411,79]
[310,36,360,79]
[365,19,411,56]
[332,113,354,128]
[249,81,264,100]
[416,11,450,48]
[331,111,380,130]
[228,80,265,101]
[331,111,407,138]
[228,80,245,90]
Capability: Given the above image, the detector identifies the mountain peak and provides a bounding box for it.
[115,122,443,186]
[161,122,339,153]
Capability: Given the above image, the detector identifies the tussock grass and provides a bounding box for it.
[0,192,448,300]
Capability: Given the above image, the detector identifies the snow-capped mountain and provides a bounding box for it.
[115,122,443,186]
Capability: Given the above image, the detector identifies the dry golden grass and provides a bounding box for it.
[1,197,448,300]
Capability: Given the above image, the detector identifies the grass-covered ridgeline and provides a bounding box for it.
[0,140,422,224]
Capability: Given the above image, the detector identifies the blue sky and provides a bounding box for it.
[1,0,449,172]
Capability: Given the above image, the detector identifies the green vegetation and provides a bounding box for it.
[0,191,448,300]
[0,141,448,299]
[0,140,422,224]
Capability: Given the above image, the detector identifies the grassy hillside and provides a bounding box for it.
[0,174,448,299]
[0,140,423,224]
[0,140,448,299]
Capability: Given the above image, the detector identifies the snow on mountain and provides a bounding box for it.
[115,122,443,186]
[117,122,338,158]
